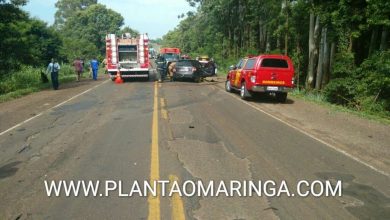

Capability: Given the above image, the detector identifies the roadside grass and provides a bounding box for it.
[291,89,390,125]
[0,64,79,103]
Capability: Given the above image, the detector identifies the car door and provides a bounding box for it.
[234,58,248,87]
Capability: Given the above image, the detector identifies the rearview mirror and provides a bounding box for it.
[229,65,237,70]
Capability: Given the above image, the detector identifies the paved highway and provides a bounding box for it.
[0,72,389,219]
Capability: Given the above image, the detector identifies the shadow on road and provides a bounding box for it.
[0,161,21,179]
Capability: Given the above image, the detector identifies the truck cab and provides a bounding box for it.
[156,48,181,79]
[226,55,295,102]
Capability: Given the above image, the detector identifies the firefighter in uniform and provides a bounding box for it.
[90,58,99,80]
[168,62,176,81]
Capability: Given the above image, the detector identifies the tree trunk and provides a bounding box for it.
[306,13,320,89]
[296,38,301,90]
[315,27,325,90]
[266,30,271,53]
[327,42,336,82]
[259,21,262,52]
[263,24,268,52]
[322,28,331,88]
[348,34,353,52]
[284,0,289,55]
[369,27,378,56]
[380,27,388,51]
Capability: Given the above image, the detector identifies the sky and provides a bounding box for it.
[22,0,195,39]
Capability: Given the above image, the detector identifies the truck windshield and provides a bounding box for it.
[261,59,289,68]
[164,53,180,61]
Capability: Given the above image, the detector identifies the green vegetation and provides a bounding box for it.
[0,0,138,97]
[0,64,77,102]
[291,89,390,125]
[162,0,389,119]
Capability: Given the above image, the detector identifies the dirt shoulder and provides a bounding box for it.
[0,76,108,133]
[209,77,390,175]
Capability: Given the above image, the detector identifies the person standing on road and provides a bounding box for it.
[46,58,60,90]
[168,62,176,81]
[90,58,99,80]
[73,58,83,82]
[101,58,108,74]
[210,58,218,76]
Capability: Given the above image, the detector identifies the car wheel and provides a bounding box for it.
[225,80,232,92]
[240,82,251,100]
[276,92,287,103]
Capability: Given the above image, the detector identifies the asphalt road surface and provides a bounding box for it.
[0,72,389,219]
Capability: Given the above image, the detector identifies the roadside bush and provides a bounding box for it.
[59,64,74,76]
[0,66,42,95]
[354,51,390,112]
[0,64,76,96]
[324,50,390,116]
[323,78,358,107]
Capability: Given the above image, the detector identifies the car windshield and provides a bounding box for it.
[176,60,194,67]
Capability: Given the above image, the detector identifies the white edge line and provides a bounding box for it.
[0,80,109,137]
[218,85,389,177]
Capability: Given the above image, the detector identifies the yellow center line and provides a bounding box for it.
[148,82,160,220]
[160,98,168,120]
[169,175,186,220]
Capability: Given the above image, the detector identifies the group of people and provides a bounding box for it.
[45,57,102,90]
[72,58,100,81]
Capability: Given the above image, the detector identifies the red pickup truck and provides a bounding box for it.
[225,55,295,102]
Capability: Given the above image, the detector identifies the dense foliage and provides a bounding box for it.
[0,0,135,92]
[161,0,389,116]
[59,3,124,61]
[0,2,61,75]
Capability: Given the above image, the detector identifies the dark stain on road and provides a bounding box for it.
[53,100,95,113]
[316,172,390,219]
[0,161,21,179]
[18,144,31,154]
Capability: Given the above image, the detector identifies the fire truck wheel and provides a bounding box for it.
[225,80,232,92]
[240,82,251,100]
[276,92,287,103]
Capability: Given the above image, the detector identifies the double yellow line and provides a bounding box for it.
[148,82,185,220]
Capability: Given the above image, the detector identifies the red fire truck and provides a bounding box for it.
[105,33,150,80]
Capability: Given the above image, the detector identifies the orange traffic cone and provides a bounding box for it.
[114,70,123,84]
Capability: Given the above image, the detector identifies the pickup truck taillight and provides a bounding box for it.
[250,75,256,83]
[292,77,295,85]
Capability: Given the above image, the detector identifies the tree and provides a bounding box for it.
[366,0,390,52]
[118,26,140,37]
[0,0,27,5]
[60,4,124,60]
[54,0,97,29]
[0,0,61,75]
